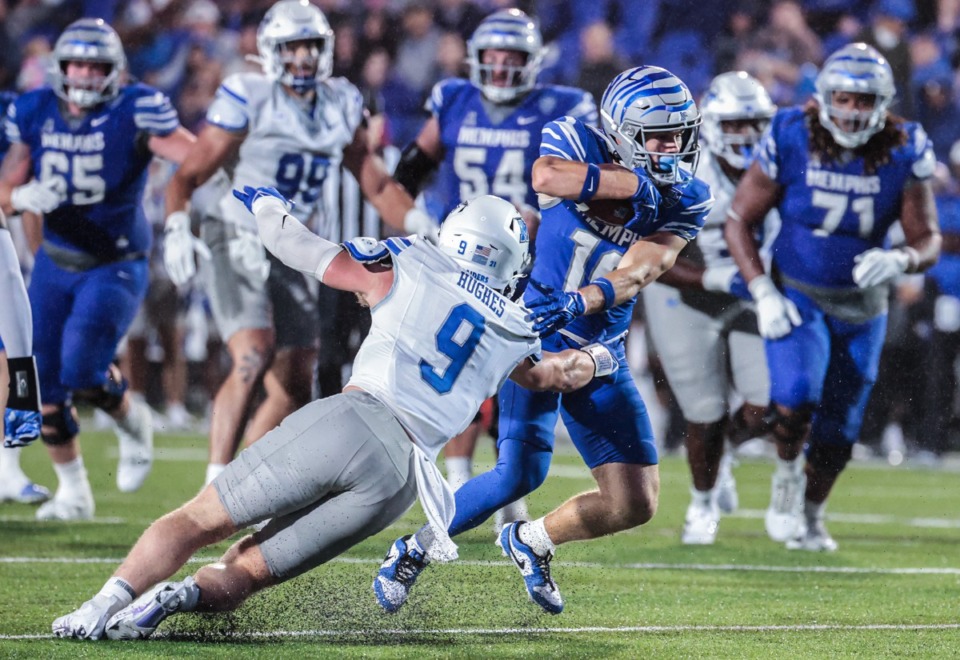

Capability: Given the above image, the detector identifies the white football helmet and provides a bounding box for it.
[467,9,545,103]
[51,18,126,108]
[438,195,531,297]
[700,71,776,170]
[815,42,896,149]
[257,0,334,94]
[600,66,701,186]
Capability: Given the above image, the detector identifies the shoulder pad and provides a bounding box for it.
[342,237,392,265]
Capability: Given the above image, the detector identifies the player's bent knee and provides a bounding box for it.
[806,442,853,478]
[41,406,80,445]
[72,364,128,413]
[765,403,813,442]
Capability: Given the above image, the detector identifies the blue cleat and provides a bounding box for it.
[105,577,199,640]
[4,409,41,448]
[373,535,429,613]
[2,481,51,504]
[496,521,564,614]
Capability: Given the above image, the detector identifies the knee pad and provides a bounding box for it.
[41,405,80,445]
[763,403,813,443]
[73,363,127,412]
[806,442,853,477]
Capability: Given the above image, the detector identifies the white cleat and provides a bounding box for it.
[0,480,50,504]
[681,497,720,545]
[105,578,200,640]
[36,489,95,521]
[52,598,114,640]
[116,400,154,493]
[786,520,839,552]
[765,466,806,542]
[715,453,739,514]
[494,497,530,534]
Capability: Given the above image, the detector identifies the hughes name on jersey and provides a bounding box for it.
[347,236,539,457]
[756,107,935,289]
[429,78,596,217]
[532,116,712,343]
[207,72,364,229]
[6,84,180,262]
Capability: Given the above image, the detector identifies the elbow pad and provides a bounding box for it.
[394,142,438,196]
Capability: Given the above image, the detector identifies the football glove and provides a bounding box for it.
[162,211,211,287]
[403,207,440,245]
[232,185,292,213]
[702,264,751,301]
[11,179,61,214]
[4,408,40,448]
[526,283,587,335]
[748,274,801,339]
[852,248,912,288]
[631,166,662,210]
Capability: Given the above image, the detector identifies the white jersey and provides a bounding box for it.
[348,237,540,460]
[693,150,780,270]
[207,72,364,230]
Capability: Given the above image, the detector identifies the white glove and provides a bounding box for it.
[162,211,211,287]
[852,247,913,288]
[748,274,801,340]
[403,207,439,244]
[10,179,61,214]
[228,228,271,284]
[702,265,739,293]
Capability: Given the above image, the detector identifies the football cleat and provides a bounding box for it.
[373,535,429,613]
[105,577,199,640]
[715,452,739,514]
[36,488,94,521]
[0,479,50,504]
[681,497,720,545]
[786,519,839,552]
[497,521,563,614]
[765,465,805,542]
[52,597,115,640]
[115,399,154,493]
[4,408,41,447]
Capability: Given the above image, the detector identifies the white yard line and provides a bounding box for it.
[3,623,960,641]
[3,555,959,575]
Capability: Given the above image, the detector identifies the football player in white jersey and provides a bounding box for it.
[51,190,619,641]
[161,0,436,486]
[642,72,779,544]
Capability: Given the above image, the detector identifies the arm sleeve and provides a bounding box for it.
[251,196,343,281]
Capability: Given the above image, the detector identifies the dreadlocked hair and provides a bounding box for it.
[803,103,908,175]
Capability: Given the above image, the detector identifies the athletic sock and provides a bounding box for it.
[690,486,714,508]
[803,498,826,525]
[0,446,29,487]
[775,455,803,478]
[444,456,472,491]
[53,456,89,496]
[518,517,555,557]
[414,523,435,556]
[97,577,135,610]
[205,463,226,486]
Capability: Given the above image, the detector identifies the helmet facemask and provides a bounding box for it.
[816,90,891,149]
[276,38,330,94]
[51,18,126,108]
[257,0,334,95]
[467,9,544,104]
[603,110,702,186]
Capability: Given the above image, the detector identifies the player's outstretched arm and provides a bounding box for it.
[393,117,442,197]
[236,186,392,306]
[510,343,619,393]
[147,126,196,166]
[532,157,642,201]
[0,143,51,216]
[343,123,438,240]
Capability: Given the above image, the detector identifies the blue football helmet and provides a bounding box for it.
[600,66,702,186]
[815,42,896,149]
[700,71,776,171]
[51,18,126,108]
[438,195,531,297]
[257,0,334,94]
[467,9,545,103]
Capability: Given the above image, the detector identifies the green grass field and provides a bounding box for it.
[1,428,958,658]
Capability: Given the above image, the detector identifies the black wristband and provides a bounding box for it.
[6,356,41,411]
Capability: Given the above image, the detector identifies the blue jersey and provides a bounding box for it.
[0,91,15,160]
[928,193,960,299]
[5,84,180,261]
[530,117,712,342]
[756,107,936,288]
[428,78,596,218]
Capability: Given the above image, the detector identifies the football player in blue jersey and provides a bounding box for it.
[0,19,197,521]
[375,66,712,615]
[390,7,597,522]
[724,43,941,551]
[0,90,49,504]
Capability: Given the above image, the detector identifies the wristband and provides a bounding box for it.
[590,276,616,310]
[578,163,601,202]
[581,343,618,378]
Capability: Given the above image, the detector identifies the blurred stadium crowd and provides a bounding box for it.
[1,0,958,461]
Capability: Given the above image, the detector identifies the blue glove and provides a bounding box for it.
[4,409,41,448]
[232,186,293,213]
[728,272,751,301]
[526,285,587,335]
[631,166,662,210]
